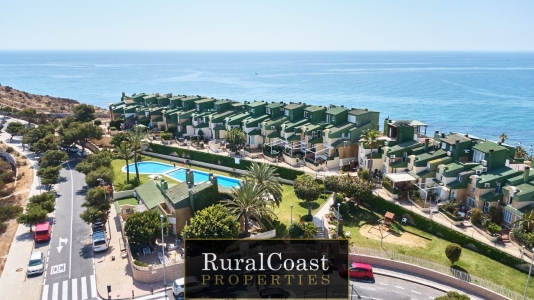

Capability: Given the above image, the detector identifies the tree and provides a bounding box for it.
[287,223,304,238]
[445,243,462,265]
[23,125,55,146]
[124,210,168,245]
[223,179,274,236]
[27,192,56,213]
[5,122,25,139]
[226,128,246,153]
[470,208,482,224]
[359,129,383,182]
[75,150,113,174]
[115,141,133,184]
[30,134,59,154]
[302,222,318,239]
[110,132,129,148]
[324,175,350,201]
[294,174,321,216]
[60,115,76,129]
[79,207,108,225]
[245,162,283,207]
[63,122,104,152]
[15,108,37,123]
[17,205,48,232]
[499,133,508,144]
[73,104,96,123]
[85,166,114,187]
[435,291,470,300]
[516,145,528,159]
[346,179,373,207]
[182,204,240,239]
[514,210,534,231]
[160,132,172,141]
[40,150,68,168]
[127,126,149,183]
[80,187,111,222]
[37,166,61,190]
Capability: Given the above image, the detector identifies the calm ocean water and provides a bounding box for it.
[0,51,533,147]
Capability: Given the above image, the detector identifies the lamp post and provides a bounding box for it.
[97,178,110,238]
[290,205,293,224]
[160,214,168,299]
[337,203,341,236]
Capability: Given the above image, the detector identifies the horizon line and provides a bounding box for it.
[1,49,534,53]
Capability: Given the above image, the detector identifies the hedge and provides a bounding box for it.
[148,143,304,180]
[361,195,524,269]
[439,207,464,222]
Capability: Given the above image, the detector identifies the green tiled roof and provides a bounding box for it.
[442,162,466,177]
[441,133,471,145]
[178,109,196,119]
[478,167,520,184]
[213,124,226,131]
[480,191,503,202]
[414,149,447,166]
[447,180,468,189]
[326,107,348,115]
[331,139,350,148]
[365,152,383,159]
[193,122,209,129]
[349,109,377,115]
[390,160,408,168]
[515,182,534,201]
[504,204,522,216]
[247,101,267,108]
[473,141,507,153]
[211,110,235,122]
[308,137,323,144]
[265,116,289,127]
[284,119,309,132]
[227,112,250,125]
[266,102,284,109]
[194,98,214,104]
[231,102,245,107]
[248,129,261,135]
[135,181,165,210]
[111,101,123,107]
[267,131,280,138]
[305,124,323,135]
[328,123,356,137]
[387,140,421,154]
[245,115,269,127]
[416,170,436,179]
[165,182,190,209]
[214,100,230,105]
[284,103,304,110]
[191,181,213,194]
[181,119,192,126]
[519,204,534,214]
[286,134,301,141]
[305,106,326,112]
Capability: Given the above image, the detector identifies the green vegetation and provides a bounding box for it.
[435,291,470,300]
[124,210,168,245]
[182,204,240,239]
[445,243,462,265]
[116,197,138,206]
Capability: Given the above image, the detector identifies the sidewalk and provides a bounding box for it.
[372,188,530,263]
[0,119,44,300]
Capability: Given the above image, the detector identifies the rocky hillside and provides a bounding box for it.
[0,85,108,118]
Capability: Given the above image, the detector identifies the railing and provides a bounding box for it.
[350,245,525,300]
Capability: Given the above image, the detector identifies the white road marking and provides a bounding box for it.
[52,282,59,300]
[41,284,49,300]
[395,286,404,289]
[81,276,88,300]
[90,274,97,298]
[72,278,78,300]
[62,280,68,300]
[412,290,422,294]
[378,282,388,285]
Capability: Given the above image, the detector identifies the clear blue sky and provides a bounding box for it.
[1,0,533,51]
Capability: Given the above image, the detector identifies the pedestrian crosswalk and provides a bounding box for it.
[41,275,99,300]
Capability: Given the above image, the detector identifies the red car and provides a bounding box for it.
[338,262,374,280]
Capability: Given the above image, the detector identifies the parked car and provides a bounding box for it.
[172,276,209,297]
[338,262,374,280]
[34,222,51,242]
[76,150,86,157]
[27,251,45,276]
[91,221,105,233]
[259,288,296,299]
[69,146,79,152]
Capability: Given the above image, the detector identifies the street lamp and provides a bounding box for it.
[524,247,534,300]
[337,203,341,236]
[290,205,293,224]
[97,178,110,238]
[160,214,168,299]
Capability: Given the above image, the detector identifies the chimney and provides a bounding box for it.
[186,169,194,188]
[160,179,168,190]
[209,173,218,186]
[424,139,429,152]
[488,148,494,170]
[465,134,469,138]
[454,140,460,161]
[524,166,531,183]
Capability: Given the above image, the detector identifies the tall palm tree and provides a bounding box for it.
[514,210,534,231]
[223,180,274,236]
[127,126,149,183]
[515,145,528,159]
[115,141,133,184]
[499,133,508,144]
[245,162,283,207]
[359,129,383,182]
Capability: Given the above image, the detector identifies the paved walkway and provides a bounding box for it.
[0,118,44,300]
[372,188,532,263]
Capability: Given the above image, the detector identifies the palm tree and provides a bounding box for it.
[245,162,283,207]
[302,222,318,239]
[515,145,528,159]
[115,141,133,184]
[359,129,383,182]
[514,210,534,231]
[499,133,508,144]
[223,180,274,236]
[127,126,149,183]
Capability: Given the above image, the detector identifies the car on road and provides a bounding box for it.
[69,145,79,152]
[259,288,296,299]
[92,230,108,252]
[34,222,51,242]
[338,262,374,280]
[92,221,105,233]
[172,276,209,298]
[76,150,86,157]
[27,251,45,276]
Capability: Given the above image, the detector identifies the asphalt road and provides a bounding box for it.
[160,274,450,300]
[39,155,99,300]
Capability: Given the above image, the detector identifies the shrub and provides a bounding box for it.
[133,260,148,267]
[93,120,102,126]
[109,126,117,131]
[487,223,501,236]
[6,146,14,153]
[480,217,491,227]
[122,184,134,191]
[338,202,349,215]
[300,215,313,222]
[287,223,304,238]
[470,208,482,224]
[445,243,462,265]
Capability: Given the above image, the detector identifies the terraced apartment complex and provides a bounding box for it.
[109,93,534,229]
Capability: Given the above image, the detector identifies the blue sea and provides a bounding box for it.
[0,51,533,147]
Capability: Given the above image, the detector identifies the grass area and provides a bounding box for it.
[116,197,138,206]
[343,206,534,298]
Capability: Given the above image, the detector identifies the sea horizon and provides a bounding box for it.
[0,51,533,148]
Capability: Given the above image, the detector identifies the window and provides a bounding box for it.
[508,195,513,205]
[196,104,200,111]
[495,184,501,193]
[284,110,289,117]
[304,111,309,118]
[457,174,462,182]
[483,201,490,213]
[249,109,254,113]
[326,115,331,123]
[266,108,271,114]
[249,135,255,145]
[467,197,476,207]
[471,186,476,193]
[503,210,512,223]
[473,150,485,163]
[426,163,431,171]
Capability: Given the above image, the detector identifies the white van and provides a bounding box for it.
[92,231,108,252]
[172,276,209,298]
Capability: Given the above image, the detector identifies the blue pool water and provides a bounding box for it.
[166,169,241,188]
[123,162,175,174]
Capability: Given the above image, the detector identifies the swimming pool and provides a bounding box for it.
[123,162,175,174]
[166,169,241,188]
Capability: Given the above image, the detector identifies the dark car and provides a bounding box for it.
[92,222,105,233]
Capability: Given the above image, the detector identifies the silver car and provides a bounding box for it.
[27,251,44,276]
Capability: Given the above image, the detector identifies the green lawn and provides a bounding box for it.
[343,206,534,298]
[116,197,138,206]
